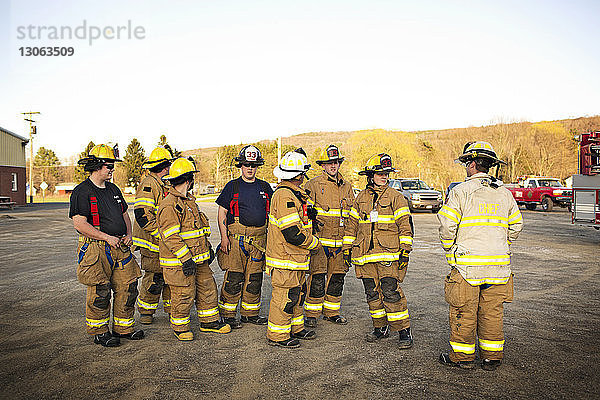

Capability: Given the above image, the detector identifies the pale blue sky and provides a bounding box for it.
[1,0,599,161]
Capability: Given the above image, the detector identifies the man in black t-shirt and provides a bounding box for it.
[215,145,273,328]
[69,144,144,347]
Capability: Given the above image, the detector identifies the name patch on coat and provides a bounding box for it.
[143,187,152,192]
[287,201,295,208]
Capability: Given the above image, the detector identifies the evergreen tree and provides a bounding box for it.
[122,138,146,189]
[74,141,95,183]
[33,147,61,192]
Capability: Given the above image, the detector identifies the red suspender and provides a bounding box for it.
[230,193,240,218]
[264,192,270,219]
[90,196,100,228]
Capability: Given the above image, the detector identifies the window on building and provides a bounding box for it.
[12,173,17,191]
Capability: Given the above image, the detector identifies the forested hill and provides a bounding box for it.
[184,115,600,190]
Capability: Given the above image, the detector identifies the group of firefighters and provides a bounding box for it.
[69,139,523,371]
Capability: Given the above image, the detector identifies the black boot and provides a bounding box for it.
[268,337,300,348]
[481,359,502,371]
[112,330,144,340]
[240,315,268,325]
[94,331,120,347]
[304,317,317,328]
[323,315,348,325]
[291,329,317,340]
[398,327,413,349]
[365,326,390,342]
[223,317,243,329]
[439,353,475,370]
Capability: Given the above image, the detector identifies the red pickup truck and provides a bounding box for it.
[506,176,572,211]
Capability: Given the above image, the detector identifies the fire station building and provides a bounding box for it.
[0,126,29,206]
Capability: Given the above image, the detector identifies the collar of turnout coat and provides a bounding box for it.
[168,186,196,200]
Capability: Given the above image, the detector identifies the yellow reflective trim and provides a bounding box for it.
[315,207,343,217]
[291,315,304,326]
[162,225,180,238]
[278,213,301,228]
[170,315,190,325]
[134,198,155,207]
[349,207,360,220]
[450,341,476,354]
[479,339,505,351]
[394,207,410,219]
[399,236,413,245]
[455,254,510,266]
[319,238,343,247]
[342,236,356,245]
[268,322,291,333]
[304,302,323,311]
[133,237,159,252]
[323,301,341,310]
[266,256,309,270]
[341,210,350,218]
[462,215,508,222]
[174,245,190,258]
[352,252,401,266]
[180,229,202,239]
[113,317,135,327]
[219,302,238,311]
[439,205,461,223]
[466,276,511,285]
[386,310,409,321]
[459,221,509,228]
[369,308,387,318]
[136,298,159,310]
[192,251,211,263]
[160,257,182,266]
[241,302,260,311]
[86,317,109,327]
[150,229,160,238]
[307,236,319,250]
[197,307,219,317]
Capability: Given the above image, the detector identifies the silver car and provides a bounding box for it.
[388,178,443,213]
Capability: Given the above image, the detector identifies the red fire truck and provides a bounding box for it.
[572,131,600,229]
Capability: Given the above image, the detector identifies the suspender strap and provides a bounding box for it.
[104,243,115,269]
[323,246,342,258]
[90,196,100,228]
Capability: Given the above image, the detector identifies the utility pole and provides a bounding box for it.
[277,137,282,183]
[22,112,40,204]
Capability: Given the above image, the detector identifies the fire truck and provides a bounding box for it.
[507,176,572,211]
[572,131,600,229]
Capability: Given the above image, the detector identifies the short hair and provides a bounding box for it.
[473,158,493,173]
[169,171,194,187]
[149,160,171,173]
[83,158,104,172]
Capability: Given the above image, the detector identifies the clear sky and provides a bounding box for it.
[1,0,599,161]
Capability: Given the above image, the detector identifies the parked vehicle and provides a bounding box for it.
[388,178,443,212]
[572,131,600,229]
[506,176,572,212]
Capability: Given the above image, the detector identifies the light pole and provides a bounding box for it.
[22,112,40,204]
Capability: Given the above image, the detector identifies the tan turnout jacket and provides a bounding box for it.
[343,184,413,265]
[305,172,355,248]
[266,181,320,272]
[133,174,167,253]
[157,187,212,267]
[437,173,523,285]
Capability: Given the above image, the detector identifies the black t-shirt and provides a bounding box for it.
[216,177,273,227]
[69,178,128,236]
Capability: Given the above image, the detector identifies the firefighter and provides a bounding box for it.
[438,141,523,370]
[304,145,355,328]
[266,149,320,348]
[342,153,414,348]
[132,147,173,325]
[69,144,144,347]
[215,145,273,328]
[157,157,230,341]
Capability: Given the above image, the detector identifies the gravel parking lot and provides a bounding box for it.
[0,203,598,399]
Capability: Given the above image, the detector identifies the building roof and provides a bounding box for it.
[0,126,29,143]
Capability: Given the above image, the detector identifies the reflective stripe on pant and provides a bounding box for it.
[445,269,513,362]
[137,249,171,314]
[77,241,141,335]
[163,262,219,332]
[219,236,265,318]
[267,269,306,342]
[356,260,410,332]
[305,245,346,318]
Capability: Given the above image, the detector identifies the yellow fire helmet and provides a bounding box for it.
[316,144,345,165]
[78,143,121,165]
[456,141,506,165]
[143,146,173,169]
[163,157,198,180]
[358,153,395,175]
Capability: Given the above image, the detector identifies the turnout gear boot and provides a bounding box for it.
[173,330,194,341]
[240,315,268,325]
[438,353,475,370]
[481,359,502,371]
[94,332,120,347]
[223,317,243,329]
[398,327,413,349]
[291,329,317,340]
[365,326,390,343]
[304,316,318,328]
[268,337,300,348]
[323,315,348,325]
[139,314,154,325]
[199,321,232,334]
[112,330,145,340]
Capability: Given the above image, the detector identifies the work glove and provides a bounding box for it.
[343,249,352,269]
[398,249,409,270]
[307,206,318,221]
[208,246,216,265]
[182,259,198,276]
